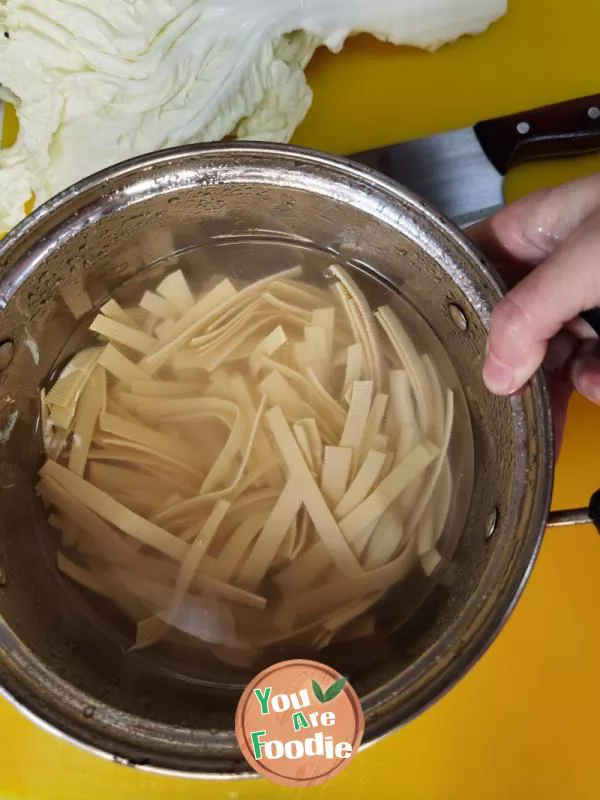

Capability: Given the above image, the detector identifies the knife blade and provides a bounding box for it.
[350,94,600,227]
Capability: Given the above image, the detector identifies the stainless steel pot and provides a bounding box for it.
[0,143,593,777]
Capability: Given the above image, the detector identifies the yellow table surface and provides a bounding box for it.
[2,2,600,798]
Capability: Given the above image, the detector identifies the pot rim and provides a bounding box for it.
[0,141,554,776]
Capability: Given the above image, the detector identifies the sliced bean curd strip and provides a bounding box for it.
[88,462,169,495]
[376,306,432,436]
[262,292,313,320]
[236,482,303,591]
[87,443,193,478]
[156,269,195,314]
[320,446,352,508]
[421,546,442,577]
[124,307,152,326]
[283,539,420,620]
[303,367,347,425]
[93,435,202,481]
[417,500,438,558]
[57,552,108,597]
[46,349,103,431]
[276,517,297,564]
[339,443,438,539]
[312,307,335,352]
[231,456,283,496]
[297,418,323,473]
[227,373,274,471]
[45,347,103,408]
[258,356,343,438]
[293,423,315,473]
[41,389,64,460]
[270,279,334,309]
[334,449,387,519]
[304,325,329,385]
[40,460,188,562]
[433,459,452,546]
[360,393,388,459]
[100,299,134,325]
[68,366,106,476]
[323,592,382,633]
[422,354,446,445]
[141,270,298,373]
[129,379,206,398]
[329,265,384,392]
[189,299,263,351]
[388,369,417,437]
[249,326,287,376]
[212,511,270,583]
[141,500,231,645]
[332,282,373,379]
[138,280,239,372]
[40,262,457,665]
[343,344,364,399]
[292,508,310,560]
[340,380,373,473]
[47,513,62,529]
[201,396,262,494]
[38,477,140,566]
[266,406,362,576]
[269,589,381,644]
[60,284,93,320]
[99,412,200,469]
[203,271,302,333]
[149,397,267,525]
[127,572,266,649]
[131,396,237,422]
[191,314,301,373]
[406,390,454,537]
[139,291,178,321]
[90,315,155,355]
[294,341,319,374]
[98,343,151,383]
[351,517,380,560]
[277,442,435,591]
[334,614,376,643]
[362,508,405,569]
[155,319,177,341]
[175,278,238,334]
[373,433,389,452]
[397,423,419,463]
[48,403,77,431]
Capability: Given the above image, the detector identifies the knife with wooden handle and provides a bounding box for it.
[351,94,600,335]
[350,93,600,228]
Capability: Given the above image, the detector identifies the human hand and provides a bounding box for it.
[468,173,600,451]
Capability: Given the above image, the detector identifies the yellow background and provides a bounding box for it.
[2,0,600,797]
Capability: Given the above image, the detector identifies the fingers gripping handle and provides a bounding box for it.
[546,490,600,533]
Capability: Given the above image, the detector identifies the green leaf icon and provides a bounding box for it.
[323,677,347,703]
[312,679,325,703]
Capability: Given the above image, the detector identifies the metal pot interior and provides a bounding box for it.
[0,144,552,774]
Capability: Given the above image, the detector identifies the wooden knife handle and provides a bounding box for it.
[474,94,600,175]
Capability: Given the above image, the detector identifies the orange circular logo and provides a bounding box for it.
[235,659,364,787]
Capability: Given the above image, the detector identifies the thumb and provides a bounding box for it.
[484,212,600,394]
[470,172,600,266]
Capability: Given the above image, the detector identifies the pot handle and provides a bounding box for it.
[546,489,600,532]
